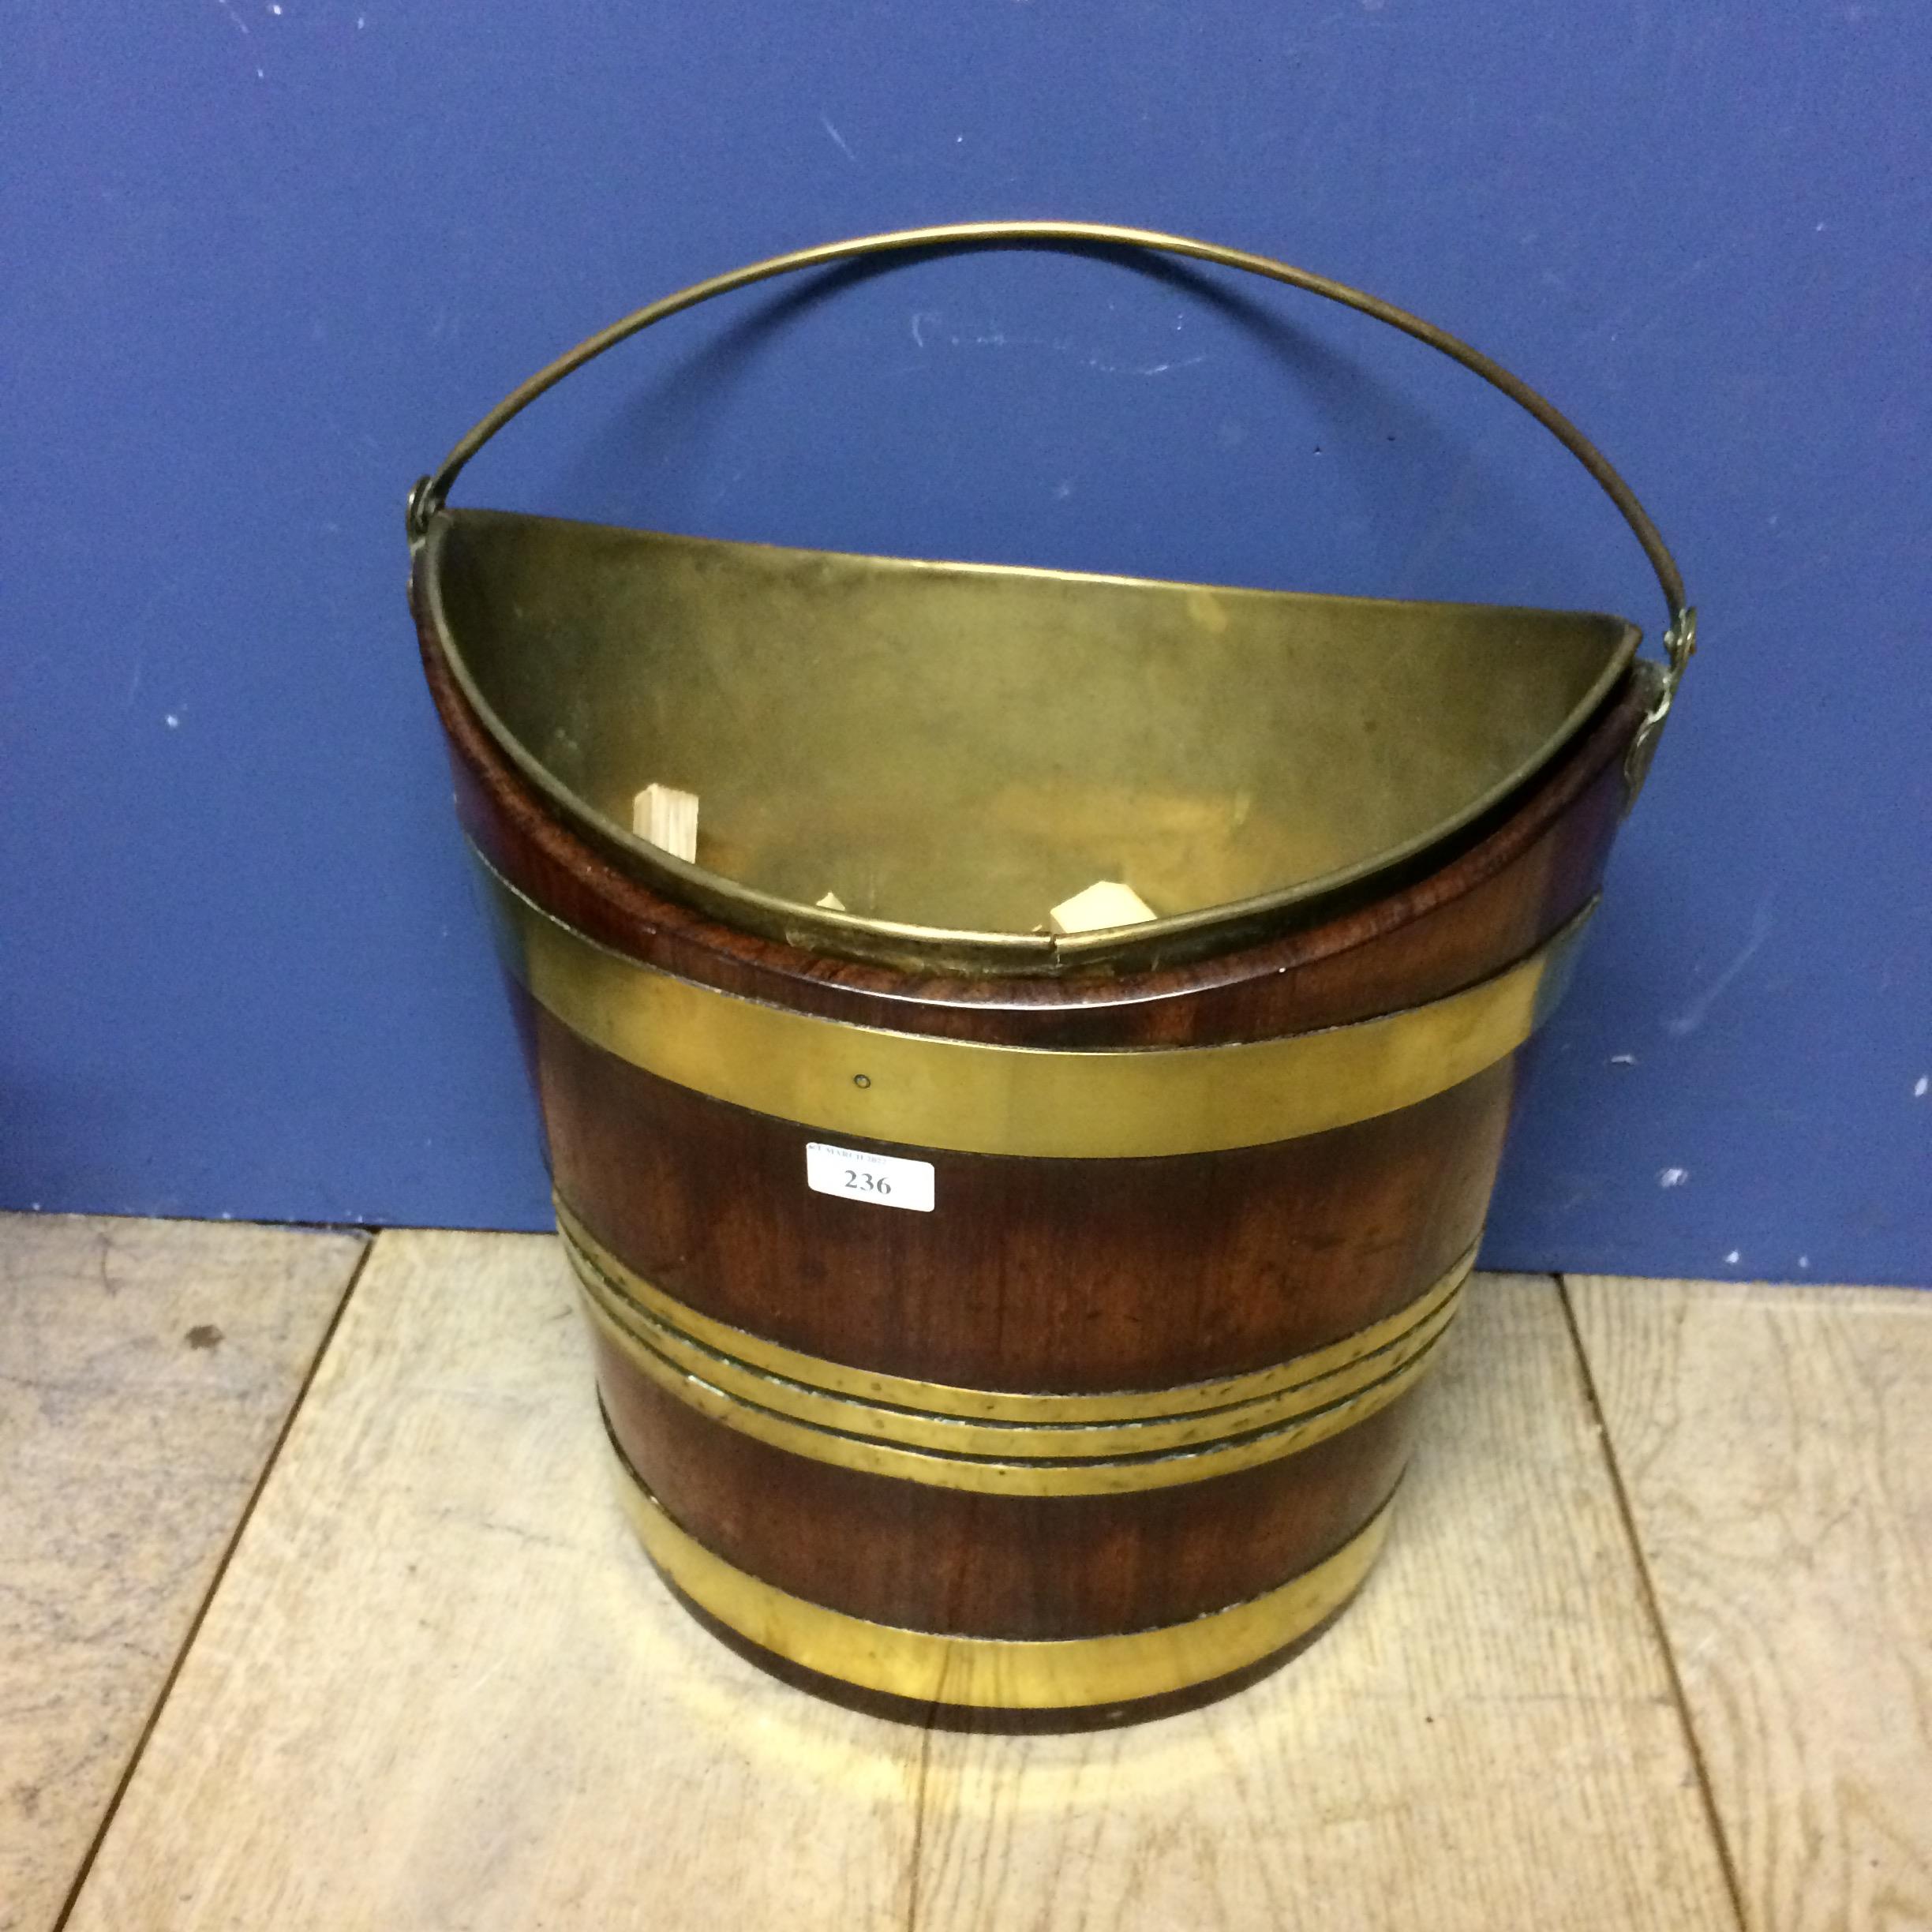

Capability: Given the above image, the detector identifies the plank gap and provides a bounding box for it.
[1556,1273,1751,1932]
[903,1713,937,1932]
[47,1234,375,1932]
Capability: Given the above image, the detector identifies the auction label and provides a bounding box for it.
[805,1141,935,1212]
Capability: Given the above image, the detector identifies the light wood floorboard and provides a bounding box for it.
[62,1246,1742,1930]
[1568,1275,1932,1932]
[908,1274,1738,1932]
[60,1230,925,1932]
[0,1213,365,1932]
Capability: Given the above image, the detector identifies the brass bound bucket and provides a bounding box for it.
[407,223,1694,1724]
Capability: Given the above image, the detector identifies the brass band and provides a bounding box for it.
[583,1288,1445,1494]
[608,1431,1393,1708]
[574,1232,1463,1460]
[567,1214,1466,1495]
[560,1196,1471,1424]
[481,848,1593,1159]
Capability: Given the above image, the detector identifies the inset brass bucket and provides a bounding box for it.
[407,223,1693,1721]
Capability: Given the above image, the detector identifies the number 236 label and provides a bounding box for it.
[805,1142,935,1213]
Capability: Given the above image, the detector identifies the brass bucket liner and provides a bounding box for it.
[410,222,1695,975]
[409,223,1694,1717]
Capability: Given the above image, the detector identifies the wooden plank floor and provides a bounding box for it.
[58,1230,926,1932]
[0,1215,367,1932]
[905,1275,1734,1932]
[1569,1277,1932,1932]
[4,1215,1926,1931]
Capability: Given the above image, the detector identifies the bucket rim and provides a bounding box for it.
[417,506,1643,975]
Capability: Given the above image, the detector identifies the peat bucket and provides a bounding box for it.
[406,222,1694,1724]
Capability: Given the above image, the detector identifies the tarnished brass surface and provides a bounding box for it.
[564,1196,1473,1446]
[481,848,1594,1157]
[429,510,1636,974]
[411,221,1695,974]
[608,1431,1394,1708]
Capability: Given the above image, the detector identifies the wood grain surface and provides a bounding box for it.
[595,1330,1419,1638]
[62,1231,925,1932]
[64,1248,1741,1930]
[550,1016,1501,1653]
[1568,1275,1932,1932]
[0,1213,365,1932]
[904,1274,1737,1932]
[544,1015,1511,1391]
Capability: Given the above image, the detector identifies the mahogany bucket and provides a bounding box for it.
[406,223,1694,1724]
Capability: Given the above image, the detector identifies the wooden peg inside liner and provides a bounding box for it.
[1047,880,1157,935]
[632,784,698,863]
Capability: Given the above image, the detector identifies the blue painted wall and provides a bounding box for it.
[5,2,1926,1281]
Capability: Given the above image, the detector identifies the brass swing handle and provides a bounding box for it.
[409,220,1695,784]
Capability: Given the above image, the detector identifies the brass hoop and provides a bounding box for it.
[485,848,1594,1159]
[609,1430,1393,1709]
[566,1202,1470,1461]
